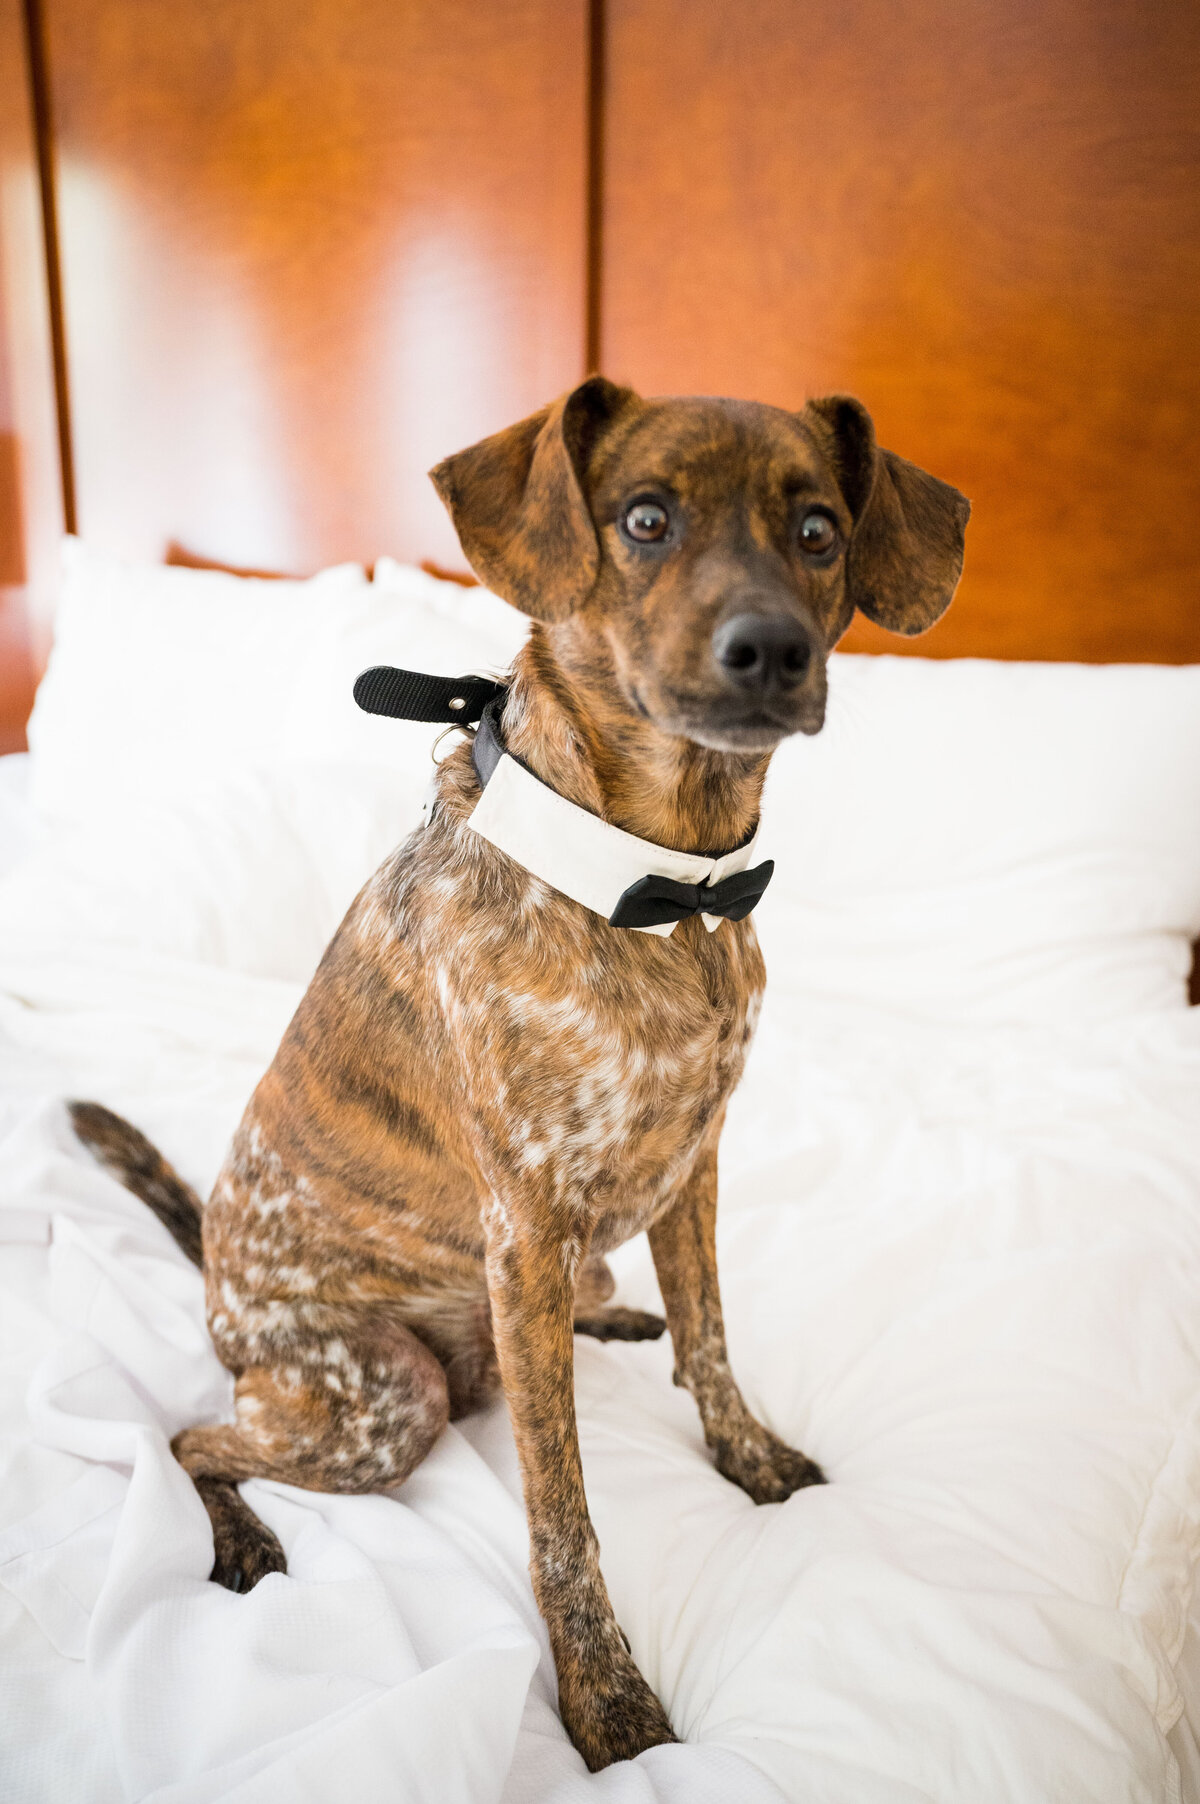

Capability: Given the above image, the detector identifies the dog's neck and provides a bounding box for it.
[502,627,771,857]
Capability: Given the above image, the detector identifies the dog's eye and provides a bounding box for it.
[798,511,837,555]
[624,500,670,543]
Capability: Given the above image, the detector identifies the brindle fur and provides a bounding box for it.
[71,380,967,1771]
[68,1100,205,1267]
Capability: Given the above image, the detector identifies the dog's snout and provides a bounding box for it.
[712,612,813,692]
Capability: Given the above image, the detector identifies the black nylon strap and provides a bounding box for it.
[470,697,508,788]
[353,666,506,725]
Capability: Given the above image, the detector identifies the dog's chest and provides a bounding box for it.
[447,909,763,1236]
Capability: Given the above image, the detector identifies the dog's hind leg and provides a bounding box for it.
[572,1251,665,1342]
[193,1477,286,1593]
[173,1306,450,1591]
[573,1252,616,1308]
[573,1307,666,1342]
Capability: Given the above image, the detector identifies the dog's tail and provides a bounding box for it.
[68,1100,204,1268]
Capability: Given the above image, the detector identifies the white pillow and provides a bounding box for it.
[27,538,370,826]
[0,752,38,880]
[756,655,1200,1024]
[26,541,528,829]
[283,555,527,774]
[9,548,529,986]
[0,763,417,984]
[19,541,1200,1024]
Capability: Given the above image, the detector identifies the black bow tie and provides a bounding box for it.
[609,862,775,930]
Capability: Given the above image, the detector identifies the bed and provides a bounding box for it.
[1,541,1200,1803]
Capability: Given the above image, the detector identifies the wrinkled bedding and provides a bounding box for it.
[3,749,1200,1803]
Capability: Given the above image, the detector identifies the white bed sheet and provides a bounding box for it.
[2,750,1200,1803]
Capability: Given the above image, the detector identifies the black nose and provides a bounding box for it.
[712,612,813,692]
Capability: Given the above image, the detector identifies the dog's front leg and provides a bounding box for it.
[484,1201,677,1771]
[649,1135,825,1503]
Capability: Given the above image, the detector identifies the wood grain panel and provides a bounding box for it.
[42,0,587,573]
[0,0,64,751]
[601,0,1200,662]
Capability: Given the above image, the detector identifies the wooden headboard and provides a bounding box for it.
[2,0,1199,757]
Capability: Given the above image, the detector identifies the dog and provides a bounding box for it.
[71,377,968,1772]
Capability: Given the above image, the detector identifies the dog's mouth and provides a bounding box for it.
[683,704,826,753]
[635,687,827,753]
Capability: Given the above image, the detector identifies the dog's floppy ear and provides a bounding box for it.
[429,376,638,621]
[807,395,970,635]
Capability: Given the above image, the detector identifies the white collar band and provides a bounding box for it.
[465,699,773,937]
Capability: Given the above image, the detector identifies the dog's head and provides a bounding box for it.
[431,378,969,752]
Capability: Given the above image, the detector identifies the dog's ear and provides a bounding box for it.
[429,376,638,621]
[806,395,970,635]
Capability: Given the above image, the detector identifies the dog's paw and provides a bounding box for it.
[198,1476,288,1592]
[559,1648,678,1771]
[212,1526,287,1593]
[714,1426,825,1504]
[573,1306,667,1343]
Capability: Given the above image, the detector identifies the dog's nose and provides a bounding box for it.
[712,613,813,691]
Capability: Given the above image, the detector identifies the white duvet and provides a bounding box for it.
[3,827,1200,1800]
[4,552,1200,1803]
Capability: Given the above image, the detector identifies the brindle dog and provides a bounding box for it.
[71,378,968,1771]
